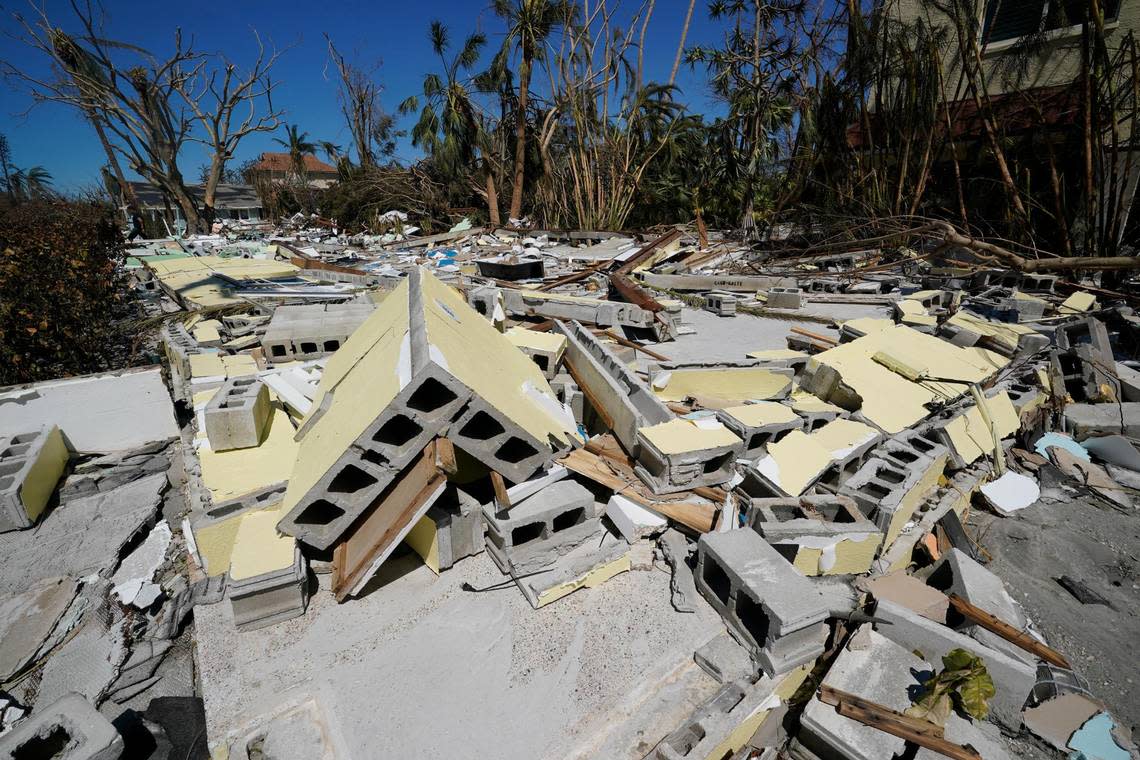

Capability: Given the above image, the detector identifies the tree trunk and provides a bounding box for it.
[89,111,137,211]
[485,164,501,227]
[202,153,224,226]
[636,0,656,92]
[695,207,708,248]
[509,49,532,222]
[669,0,697,87]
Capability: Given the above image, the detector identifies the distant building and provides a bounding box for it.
[250,152,340,189]
[126,182,264,228]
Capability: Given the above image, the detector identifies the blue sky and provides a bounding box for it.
[0,0,731,191]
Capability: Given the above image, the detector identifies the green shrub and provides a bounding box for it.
[0,201,131,385]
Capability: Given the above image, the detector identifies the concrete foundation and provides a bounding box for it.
[0,425,68,533]
[696,529,829,676]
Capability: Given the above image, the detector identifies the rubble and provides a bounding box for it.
[3,220,1140,760]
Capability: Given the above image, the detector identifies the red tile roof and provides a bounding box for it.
[254,152,338,175]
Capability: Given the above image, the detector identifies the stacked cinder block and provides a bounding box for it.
[161,321,201,397]
[277,268,578,551]
[553,319,673,454]
[634,419,743,494]
[745,495,882,576]
[716,402,804,459]
[203,377,272,451]
[0,425,68,533]
[704,290,740,317]
[874,427,949,473]
[260,303,375,362]
[0,692,123,760]
[696,529,830,675]
[812,419,883,490]
[838,453,943,547]
[1054,317,1118,402]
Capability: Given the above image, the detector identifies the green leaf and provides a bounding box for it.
[905,691,954,727]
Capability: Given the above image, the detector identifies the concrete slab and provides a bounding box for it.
[194,551,723,759]
[0,366,177,453]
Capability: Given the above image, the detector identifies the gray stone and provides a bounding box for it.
[0,692,123,760]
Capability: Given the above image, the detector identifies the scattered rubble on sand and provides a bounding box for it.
[4,223,1140,760]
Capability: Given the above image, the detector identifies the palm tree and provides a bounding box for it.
[319,141,343,165]
[273,124,317,180]
[400,22,500,223]
[493,0,574,222]
[9,166,54,201]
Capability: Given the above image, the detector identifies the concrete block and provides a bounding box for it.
[0,692,122,760]
[477,285,674,339]
[228,546,309,632]
[605,494,666,541]
[260,302,374,362]
[811,420,883,490]
[872,599,1035,729]
[504,328,567,379]
[800,627,927,760]
[552,319,672,454]
[767,287,803,309]
[745,495,881,576]
[704,290,741,317]
[203,377,271,451]
[925,548,1034,665]
[483,478,597,574]
[1114,361,1140,401]
[635,419,743,494]
[1063,402,1140,440]
[405,484,485,572]
[696,529,829,675]
[717,402,804,460]
[874,427,949,473]
[694,632,757,683]
[0,426,68,533]
[1054,318,1117,402]
[651,669,808,760]
[839,453,943,546]
[278,269,577,550]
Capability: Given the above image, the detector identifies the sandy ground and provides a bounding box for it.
[971,487,1140,732]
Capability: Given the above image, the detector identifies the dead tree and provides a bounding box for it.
[326,36,388,170]
[173,32,283,225]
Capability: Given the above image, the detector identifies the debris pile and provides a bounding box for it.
[3,223,1140,760]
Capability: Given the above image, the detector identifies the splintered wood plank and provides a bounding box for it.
[332,442,446,601]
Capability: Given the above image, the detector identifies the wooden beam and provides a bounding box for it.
[596,329,671,362]
[790,326,839,346]
[613,228,684,275]
[818,686,982,760]
[609,273,663,312]
[490,470,512,512]
[538,261,607,292]
[947,594,1071,668]
[559,448,717,533]
[435,437,458,476]
[332,443,445,601]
